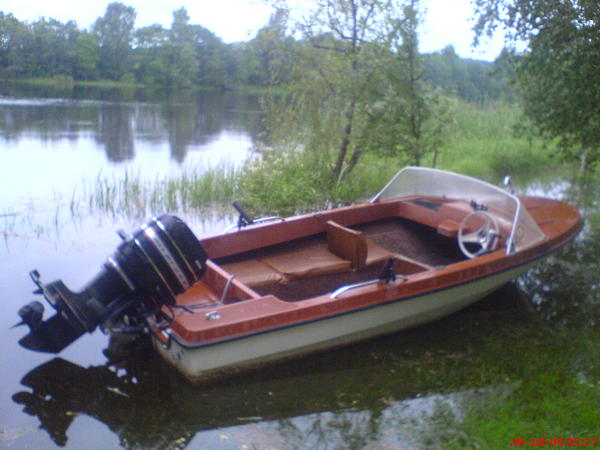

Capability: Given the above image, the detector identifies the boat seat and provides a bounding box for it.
[327,220,395,269]
[437,219,461,238]
[261,246,351,280]
[326,220,367,269]
[221,260,284,287]
[221,221,398,287]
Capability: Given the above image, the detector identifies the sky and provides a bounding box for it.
[0,0,505,61]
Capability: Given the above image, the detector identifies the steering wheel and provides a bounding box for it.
[458,211,500,259]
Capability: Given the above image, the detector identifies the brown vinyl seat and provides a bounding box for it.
[261,246,351,280]
[221,220,398,287]
[221,260,284,287]
[326,220,367,269]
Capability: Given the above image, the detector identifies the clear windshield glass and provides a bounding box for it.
[372,167,545,254]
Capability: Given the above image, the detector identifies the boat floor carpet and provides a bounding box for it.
[251,218,466,302]
[354,218,465,267]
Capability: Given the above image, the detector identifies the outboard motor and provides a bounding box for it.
[17,215,207,353]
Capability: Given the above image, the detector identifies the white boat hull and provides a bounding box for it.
[153,261,535,383]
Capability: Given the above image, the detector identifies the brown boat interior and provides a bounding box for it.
[171,197,513,308]
[205,218,467,303]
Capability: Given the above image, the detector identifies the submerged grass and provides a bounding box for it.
[76,153,397,219]
[78,163,240,219]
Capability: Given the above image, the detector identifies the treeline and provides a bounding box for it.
[0,2,509,100]
[423,46,513,103]
[0,4,241,88]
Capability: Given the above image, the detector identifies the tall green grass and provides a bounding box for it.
[435,100,554,177]
[79,163,239,218]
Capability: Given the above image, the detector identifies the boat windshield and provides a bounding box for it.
[372,167,545,254]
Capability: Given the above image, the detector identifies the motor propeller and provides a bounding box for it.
[13,301,44,331]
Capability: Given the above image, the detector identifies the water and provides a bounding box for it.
[0,92,260,209]
[0,89,597,449]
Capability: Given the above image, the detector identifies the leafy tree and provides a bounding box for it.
[29,18,79,77]
[245,9,294,85]
[368,2,447,166]
[0,13,31,77]
[132,8,227,89]
[93,2,136,80]
[473,0,600,171]
[269,0,422,183]
[421,45,514,102]
[133,24,169,85]
[265,0,448,182]
[167,8,199,88]
[74,32,100,80]
[189,24,228,87]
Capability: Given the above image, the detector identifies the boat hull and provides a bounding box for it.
[153,259,536,383]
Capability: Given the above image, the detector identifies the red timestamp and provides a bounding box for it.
[510,437,598,447]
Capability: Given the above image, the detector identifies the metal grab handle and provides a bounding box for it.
[331,257,407,299]
[331,279,380,299]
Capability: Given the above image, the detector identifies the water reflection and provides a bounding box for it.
[10,287,545,449]
[0,91,263,164]
[521,172,600,332]
[0,91,263,213]
[518,227,600,332]
[96,104,135,162]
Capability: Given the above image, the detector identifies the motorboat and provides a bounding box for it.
[15,167,582,383]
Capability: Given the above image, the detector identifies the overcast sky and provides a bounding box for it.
[0,0,504,61]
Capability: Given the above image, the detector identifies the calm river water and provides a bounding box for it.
[0,87,597,449]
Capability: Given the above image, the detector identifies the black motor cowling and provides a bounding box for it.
[17,214,207,353]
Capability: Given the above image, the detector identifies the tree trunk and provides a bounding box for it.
[333,100,356,182]
[579,147,589,174]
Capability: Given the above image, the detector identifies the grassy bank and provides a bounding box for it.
[441,330,599,448]
[5,76,143,90]
[435,100,554,177]
[239,100,559,214]
[3,77,289,96]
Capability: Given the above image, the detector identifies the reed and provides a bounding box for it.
[80,163,240,218]
[436,100,554,177]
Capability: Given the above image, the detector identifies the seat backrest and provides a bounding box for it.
[326,221,367,270]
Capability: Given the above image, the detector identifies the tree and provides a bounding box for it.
[269,0,419,184]
[93,2,136,80]
[473,0,600,171]
[0,13,32,77]
[189,24,228,87]
[133,24,169,85]
[74,32,100,80]
[369,2,447,166]
[28,18,78,77]
[245,9,294,85]
[132,8,226,89]
[167,8,199,88]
